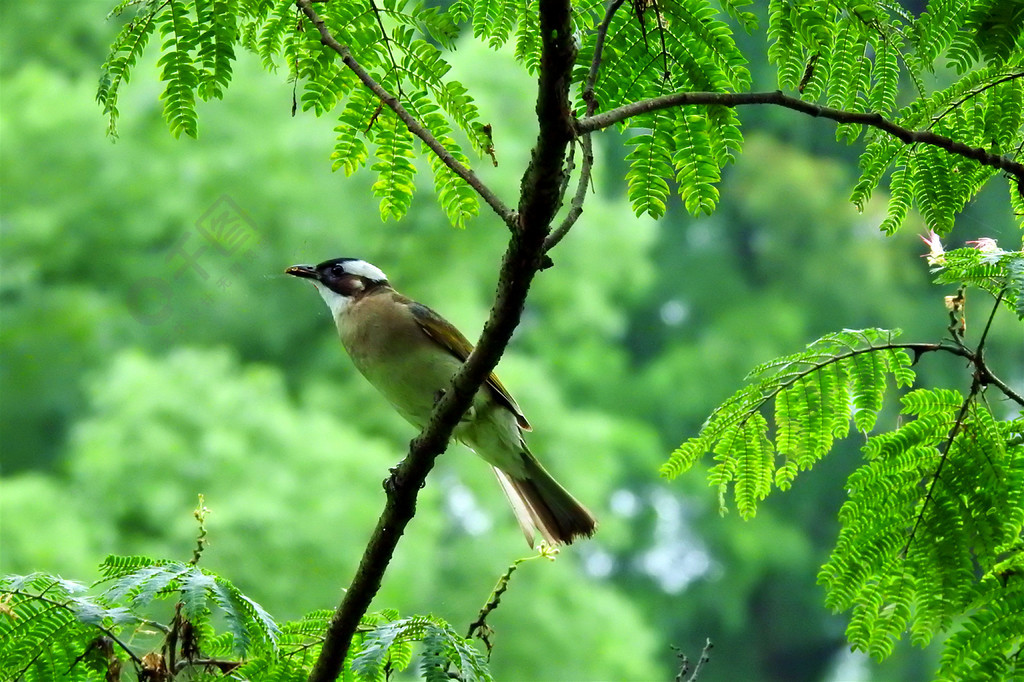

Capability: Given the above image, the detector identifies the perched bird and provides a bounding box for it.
[286,257,597,547]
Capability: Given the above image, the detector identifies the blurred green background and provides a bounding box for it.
[1,2,1021,680]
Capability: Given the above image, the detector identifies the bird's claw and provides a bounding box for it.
[383,466,401,494]
[383,466,427,494]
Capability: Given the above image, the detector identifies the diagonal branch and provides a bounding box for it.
[366,0,404,98]
[295,0,516,229]
[544,132,592,252]
[900,381,979,560]
[581,0,627,115]
[576,90,1024,193]
[304,0,578,679]
[969,291,1023,406]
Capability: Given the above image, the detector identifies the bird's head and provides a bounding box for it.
[285,257,389,317]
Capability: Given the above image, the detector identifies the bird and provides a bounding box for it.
[286,257,597,547]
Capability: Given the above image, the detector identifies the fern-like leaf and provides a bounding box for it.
[663,329,916,517]
[820,398,1024,665]
[625,116,674,219]
[671,109,720,216]
[196,0,238,100]
[370,110,417,221]
[98,0,164,137]
[156,0,200,138]
[933,246,1024,317]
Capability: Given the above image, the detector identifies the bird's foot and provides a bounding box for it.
[383,465,401,495]
[383,466,427,494]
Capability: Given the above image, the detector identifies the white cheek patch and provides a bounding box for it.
[343,260,388,283]
[312,280,353,317]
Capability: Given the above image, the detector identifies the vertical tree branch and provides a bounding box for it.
[305,0,577,680]
[543,0,625,252]
[518,0,577,234]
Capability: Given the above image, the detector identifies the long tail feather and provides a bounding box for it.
[492,456,597,547]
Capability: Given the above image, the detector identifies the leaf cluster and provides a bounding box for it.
[764,1,1024,233]
[0,572,137,682]
[661,328,915,517]
[819,393,1024,680]
[665,250,1024,679]
[99,0,1024,232]
[932,243,1024,319]
[764,1,1024,234]
[98,0,481,227]
[1,555,491,681]
[576,0,750,217]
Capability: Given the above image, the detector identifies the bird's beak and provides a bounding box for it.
[285,264,318,280]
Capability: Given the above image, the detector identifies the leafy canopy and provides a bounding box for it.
[1,553,492,682]
[98,0,1024,230]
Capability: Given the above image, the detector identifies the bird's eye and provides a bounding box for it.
[330,264,346,277]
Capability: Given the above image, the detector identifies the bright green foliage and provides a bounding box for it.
[156,0,202,138]
[98,0,482,226]
[932,245,1024,319]
[625,118,675,219]
[195,0,238,100]
[94,554,281,656]
[861,62,1023,233]
[96,2,162,137]
[1,557,492,682]
[99,0,1024,228]
[938,560,1024,682]
[575,0,749,217]
[99,0,754,221]
[667,239,1024,677]
[0,573,138,682]
[352,615,491,682]
[236,610,492,681]
[661,328,915,517]
[820,398,1023,676]
[371,110,418,221]
[765,1,1024,233]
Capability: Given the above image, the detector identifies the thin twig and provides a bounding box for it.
[295,0,516,229]
[555,139,577,214]
[687,639,713,682]
[975,290,1004,354]
[367,0,404,98]
[545,0,625,253]
[673,638,713,682]
[465,548,556,655]
[173,657,242,674]
[189,494,210,566]
[576,90,1024,194]
[545,132,593,252]
[901,381,980,559]
[582,0,628,113]
[891,341,1021,407]
[968,291,1023,404]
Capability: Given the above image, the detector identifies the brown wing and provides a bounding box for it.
[404,297,532,431]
